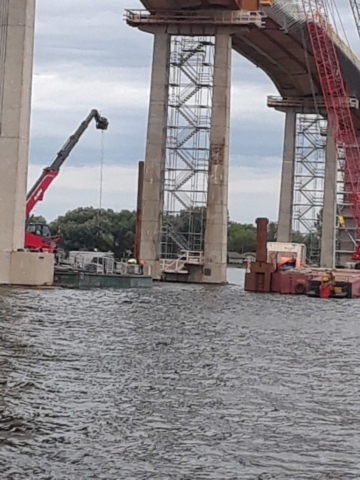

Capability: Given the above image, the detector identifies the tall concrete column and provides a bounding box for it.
[139,30,170,278]
[0,0,54,285]
[277,110,296,242]
[203,32,231,284]
[320,129,337,268]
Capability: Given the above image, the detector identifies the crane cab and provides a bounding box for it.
[25,223,60,254]
[26,223,52,238]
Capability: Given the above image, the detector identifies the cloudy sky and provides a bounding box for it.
[28,0,357,223]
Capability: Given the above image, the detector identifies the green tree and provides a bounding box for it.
[314,208,323,238]
[267,221,278,242]
[228,222,257,253]
[162,207,207,255]
[50,207,136,259]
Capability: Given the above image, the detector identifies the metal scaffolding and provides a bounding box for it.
[335,150,356,266]
[161,36,215,259]
[292,115,354,266]
[292,114,326,265]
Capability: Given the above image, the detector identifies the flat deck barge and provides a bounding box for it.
[244,218,360,299]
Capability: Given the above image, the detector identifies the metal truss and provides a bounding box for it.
[292,114,326,265]
[161,36,215,259]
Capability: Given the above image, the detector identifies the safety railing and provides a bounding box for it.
[115,262,147,276]
[267,95,324,110]
[69,256,148,276]
[160,258,187,274]
[267,95,359,111]
[160,250,204,273]
[125,10,265,28]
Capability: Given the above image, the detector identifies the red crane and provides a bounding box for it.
[25,109,109,253]
[301,0,360,261]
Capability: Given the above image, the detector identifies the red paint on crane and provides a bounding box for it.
[301,0,360,257]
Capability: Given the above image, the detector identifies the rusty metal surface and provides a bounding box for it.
[245,217,275,293]
[255,217,268,263]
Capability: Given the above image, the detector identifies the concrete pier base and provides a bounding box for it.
[203,31,232,284]
[8,252,54,286]
[0,0,54,285]
[277,110,296,243]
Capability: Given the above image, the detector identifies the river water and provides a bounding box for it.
[1,269,360,479]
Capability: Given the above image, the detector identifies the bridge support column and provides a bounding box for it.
[277,110,296,242]
[320,129,337,268]
[139,29,170,278]
[0,0,54,285]
[203,32,231,284]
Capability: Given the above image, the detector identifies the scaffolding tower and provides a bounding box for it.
[161,36,215,259]
[336,150,356,266]
[292,114,326,265]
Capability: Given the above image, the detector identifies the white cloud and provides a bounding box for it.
[26,0,354,224]
[32,72,149,114]
[27,164,138,220]
[28,162,280,224]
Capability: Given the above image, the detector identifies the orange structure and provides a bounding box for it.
[139,0,273,12]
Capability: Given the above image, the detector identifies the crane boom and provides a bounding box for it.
[26,109,109,217]
[349,0,360,38]
[301,0,360,259]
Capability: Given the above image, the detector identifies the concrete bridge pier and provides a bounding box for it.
[277,110,296,243]
[320,128,337,268]
[139,28,231,283]
[0,0,54,285]
[202,32,231,284]
[139,28,170,279]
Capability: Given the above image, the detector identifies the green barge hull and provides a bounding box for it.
[54,271,153,289]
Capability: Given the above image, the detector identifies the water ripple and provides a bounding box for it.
[1,270,360,479]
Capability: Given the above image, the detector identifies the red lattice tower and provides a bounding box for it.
[301,0,360,256]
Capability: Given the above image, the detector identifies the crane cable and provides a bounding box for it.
[96,129,105,235]
[99,130,105,211]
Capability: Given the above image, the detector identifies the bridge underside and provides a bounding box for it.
[136,1,360,124]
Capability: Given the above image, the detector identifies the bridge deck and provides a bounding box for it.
[135,0,360,128]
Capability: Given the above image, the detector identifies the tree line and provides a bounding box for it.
[29,206,322,262]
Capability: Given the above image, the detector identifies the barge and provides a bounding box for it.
[244,218,360,299]
[54,251,152,290]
